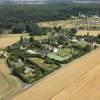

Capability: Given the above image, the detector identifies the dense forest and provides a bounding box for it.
[0,3,100,35]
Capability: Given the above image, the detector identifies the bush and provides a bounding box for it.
[68,28,77,36]
[13,67,24,75]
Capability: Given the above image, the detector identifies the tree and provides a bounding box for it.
[54,26,62,33]
[29,36,34,43]
[82,44,91,52]
[97,34,100,39]
[68,28,77,36]
[0,28,3,34]
[14,67,24,75]
[26,25,32,33]
[12,23,25,33]
[19,36,24,45]
[26,23,41,36]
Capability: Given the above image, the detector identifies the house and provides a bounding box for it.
[53,47,58,54]
[79,12,86,18]
[26,50,38,55]
[20,46,25,50]
[15,59,24,67]
[58,45,63,48]
[4,52,9,58]
[24,67,35,74]
[80,38,85,42]
[71,16,77,19]
[49,46,53,51]
[92,15,100,19]
[0,50,4,57]
[72,37,78,42]
[92,42,99,48]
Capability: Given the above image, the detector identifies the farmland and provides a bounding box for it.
[77,30,100,36]
[0,34,48,49]
[6,31,95,84]
[38,19,83,28]
[0,17,100,100]
[0,59,23,100]
[38,18,100,36]
[0,34,28,49]
[51,64,100,100]
[0,16,99,99]
[0,3,100,100]
[38,18,100,29]
[12,48,100,100]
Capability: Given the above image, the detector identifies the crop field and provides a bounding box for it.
[0,59,23,100]
[77,30,100,36]
[38,19,81,28]
[0,34,28,48]
[51,64,100,100]
[38,18,100,29]
[12,48,100,100]
[0,34,48,49]
[0,37,20,48]
[38,18,100,36]
[0,19,99,100]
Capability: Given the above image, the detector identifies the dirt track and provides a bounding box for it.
[12,48,100,100]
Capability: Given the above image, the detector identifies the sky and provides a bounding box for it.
[0,0,98,1]
[0,0,99,3]
[10,0,47,1]
[0,0,47,1]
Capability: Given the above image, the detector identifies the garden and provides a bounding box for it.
[6,30,98,84]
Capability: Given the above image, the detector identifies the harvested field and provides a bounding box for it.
[0,34,26,48]
[0,59,23,100]
[0,37,19,48]
[12,48,100,100]
[38,18,100,29]
[51,64,100,100]
[38,19,79,28]
[77,30,100,36]
[38,19,100,36]
[0,34,47,48]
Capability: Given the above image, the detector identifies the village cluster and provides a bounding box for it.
[0,29,99,84]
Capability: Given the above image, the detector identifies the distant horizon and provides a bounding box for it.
[0,0,100,4]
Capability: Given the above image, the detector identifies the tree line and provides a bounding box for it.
[0,3,100,35]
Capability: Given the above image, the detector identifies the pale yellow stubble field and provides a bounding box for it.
[13,48,100,100]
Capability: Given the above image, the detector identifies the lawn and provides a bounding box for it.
[57,48,73,57]
[47,53,66,62]
[29,57,59,72]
